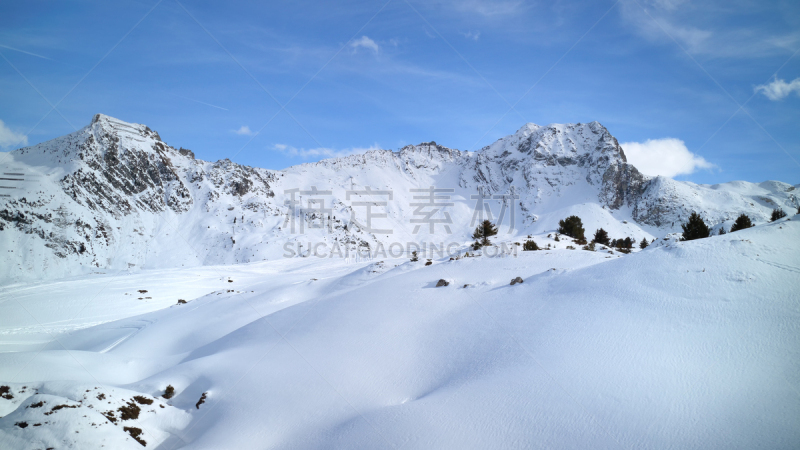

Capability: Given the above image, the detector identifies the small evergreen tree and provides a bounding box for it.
[718,227,726,235]
[639,237,648,249]
[472,219,498,247]
[623,237,633,249]
[592,228,610,245]
[522,240,539,251]
[730,213,753,233]
[557,216,585,241]
[770,208,786,222]
[610,238,618,248]
[681,212,710,241]
[410,251,418,262]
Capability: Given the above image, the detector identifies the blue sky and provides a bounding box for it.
[1,0,798,184]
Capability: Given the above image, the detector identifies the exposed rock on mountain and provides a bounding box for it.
[1,114,796,283]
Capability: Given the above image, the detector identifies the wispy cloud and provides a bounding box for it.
[350,36,379,53]
[754,77,800,101]
[622,138,714,178]
[462,31,481,42]
[233,126,254,136]
[0,119,28,149]
[618,0,799,58]
[272,143,381,160]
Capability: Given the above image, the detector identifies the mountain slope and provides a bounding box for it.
[0,114,796,283]
[1,213,798,449]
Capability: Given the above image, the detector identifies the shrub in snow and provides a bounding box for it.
[510,277,523,285]
[0,385,12,399]
[770,208,786,222]
[718,227,726,235]
[522,240,539,251]
[472,219,498,247]
[118,400,141,420]
[425,260,433,266]
[436,279,449,287]
[133,395,153,405]
[639,237,648,249]
[124,426,146,446]
[410,251,418,262]
[558,215,585,240]
[681,212,710,241]
[730,214,753,233]
[163,385,175,399]
[583,242,596,251]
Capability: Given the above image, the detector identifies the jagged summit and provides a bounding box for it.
[1,113,796,282]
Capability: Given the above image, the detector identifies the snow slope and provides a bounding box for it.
[1,214,798,448]
[1,114,797,284]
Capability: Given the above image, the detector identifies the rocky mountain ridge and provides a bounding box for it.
[0,114,796,283]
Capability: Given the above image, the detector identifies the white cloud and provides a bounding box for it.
[0,120,28,148]
[233,126,254,136]
[618,0,799,58]
[619,0,711,54]
[754,77,800,101]
[350,36,379,53]
[621,138,714,178]
[462,31,481,41]
[272,143,381,160]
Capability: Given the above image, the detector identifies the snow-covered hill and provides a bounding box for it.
[1,211,798,448]
[1,114,797,283]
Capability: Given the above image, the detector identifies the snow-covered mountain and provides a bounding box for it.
[1,114,797,283]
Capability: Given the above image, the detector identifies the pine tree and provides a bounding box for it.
[718,227,726,235]
[730,213,753,233]
[639,237,648,249]
[410,251,418,262]
[472,219,498,247]
[592,228,610,246]
[558,216,585,240]
[523,240,539,251]
[681,212,710,241]
[623,237,633,249]
[770,208,786,222]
